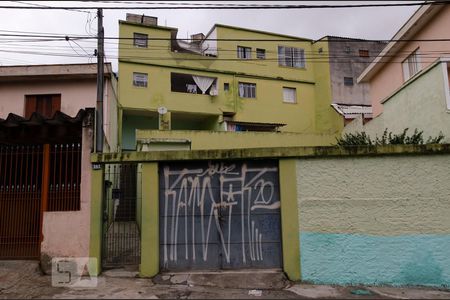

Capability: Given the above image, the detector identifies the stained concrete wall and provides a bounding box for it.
[296,154,450,287]
[327,37,386,106]
[344,60,450,143]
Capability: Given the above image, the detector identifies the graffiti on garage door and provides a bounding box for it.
[160,160,282,270]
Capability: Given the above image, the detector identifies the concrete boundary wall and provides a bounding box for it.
[297,154,450,287]
[90,144,450,286]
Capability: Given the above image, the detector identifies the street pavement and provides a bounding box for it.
[1,261,450,299]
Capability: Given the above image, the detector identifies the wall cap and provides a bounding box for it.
[92,144,450,163]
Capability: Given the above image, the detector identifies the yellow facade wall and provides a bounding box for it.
[136,129,339,150]
[118,21,343,140]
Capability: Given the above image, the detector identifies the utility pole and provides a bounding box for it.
[96,8,104,153]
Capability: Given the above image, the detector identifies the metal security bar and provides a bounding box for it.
[48,143,81,211]
[0,145,43,259]
[102,164,141,268]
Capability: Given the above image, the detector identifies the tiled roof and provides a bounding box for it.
[0,109,93,144]
[0,110,87,127]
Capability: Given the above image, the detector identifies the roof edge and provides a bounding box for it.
[212,23,312,41]
[358,4,442,83]
[119,20,177,31]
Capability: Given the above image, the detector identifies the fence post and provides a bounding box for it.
[89,165,104,276]
[140,162,159,277]
[39,144,51,250]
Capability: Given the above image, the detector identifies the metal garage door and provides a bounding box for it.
[159,160,282,271]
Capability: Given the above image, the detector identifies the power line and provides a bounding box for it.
[2,44,447,65]
[4,45,449,61]
[13,0,91,13]
[0,1,448,9]
[3,32,450,43]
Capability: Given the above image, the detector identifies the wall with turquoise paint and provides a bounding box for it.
[296,154,450,287]
[300,233,450,286]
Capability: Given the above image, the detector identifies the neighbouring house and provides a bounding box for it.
[0,63,118,152]
[118,14,343,150]
[314,36,386,125]
[0,63,118,271]
[345,4,450,141]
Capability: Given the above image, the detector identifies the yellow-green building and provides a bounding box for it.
[118,14,342,150]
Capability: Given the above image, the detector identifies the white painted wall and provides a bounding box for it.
[202,28,217,57]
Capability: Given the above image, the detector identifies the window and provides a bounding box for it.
[344,47,351,54]
[171,72,217,95]
[256,48,266,59]
[278,46,305,68]
[133,72,148,87]
[133,33,148,48]
[344,77,354,86]
[237,46,251,59]
[282,87,297,103]
[359,49,369,57]
[238,82,256,98]
[402,49,421,81]
[224,83,230,91]
[25,94,61,118]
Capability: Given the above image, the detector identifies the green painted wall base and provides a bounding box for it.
[279,159,301,281]
[140,163,159,277]
[89,167,104,276]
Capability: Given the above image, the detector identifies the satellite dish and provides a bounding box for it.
[157,106,168,115]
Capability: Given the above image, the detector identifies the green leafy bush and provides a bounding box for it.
[336,128,445,146]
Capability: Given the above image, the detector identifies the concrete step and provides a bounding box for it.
[153,269,288,290]
[102,265,140,278]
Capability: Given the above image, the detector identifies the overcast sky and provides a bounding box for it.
[0,1,419,71]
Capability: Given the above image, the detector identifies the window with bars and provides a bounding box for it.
[282,87,297,103]
[237,46,252,59]
[133,72,148,87]
[402,49,421,81]
[238,82,256,98]
[133,33,148,48]
[278,46,305,68]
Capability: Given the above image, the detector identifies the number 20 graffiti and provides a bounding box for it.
[161,161,280,267]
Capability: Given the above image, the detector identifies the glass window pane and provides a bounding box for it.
[283,87,296,103]
[133,33,148,48]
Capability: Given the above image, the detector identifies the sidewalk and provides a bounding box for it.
[1,261,450,299]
